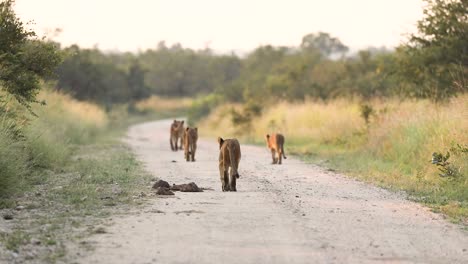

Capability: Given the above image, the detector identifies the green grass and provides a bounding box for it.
[0,135,152,263]
[0,129,29,205]
[0,230,31,252]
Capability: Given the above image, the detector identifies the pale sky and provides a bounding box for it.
[14,0,424,53]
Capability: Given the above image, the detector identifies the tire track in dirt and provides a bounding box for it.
[78,119,468,264]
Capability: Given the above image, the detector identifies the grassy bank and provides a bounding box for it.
[1,90,108,203]
[198,95,468,223]
[0,90,187,262]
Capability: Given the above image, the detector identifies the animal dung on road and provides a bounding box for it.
[155,187,175,195]
[152,180,171,189]
[171,182,203,192]
[152,180,204,194]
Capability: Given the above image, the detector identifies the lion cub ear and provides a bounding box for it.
[217,137,224,148]
[265,134,270,139]
[194,127,198,132]
[181,121,185,125]
[186,127,190,131]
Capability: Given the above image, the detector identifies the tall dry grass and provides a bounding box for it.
[136,95,193,113]
[200,99,366,148]
[0,89,108,201]
[25,90,108,168]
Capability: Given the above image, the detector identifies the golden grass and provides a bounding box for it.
[199,99,365,147]
[136,95,193,113]
[1,88,110,201]
[35,90,108,128]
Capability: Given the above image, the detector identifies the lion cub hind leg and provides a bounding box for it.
[229,168,237,192]
[271,149,277,164]
[191,143,196,162]
[278,148,283,165]
[170,137,175,151]
[220,167,230,191]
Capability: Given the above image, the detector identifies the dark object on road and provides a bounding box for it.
[3,213,13,220]
[155,187,175,195]
[152,180,170,189]
[171,182,203,192]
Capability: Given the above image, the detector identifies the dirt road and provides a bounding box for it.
[79,119,468,264]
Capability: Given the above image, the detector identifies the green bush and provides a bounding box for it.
[187,94,222,125]
[0,126,28,199]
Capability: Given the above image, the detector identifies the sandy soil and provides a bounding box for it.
[78,119,468,264]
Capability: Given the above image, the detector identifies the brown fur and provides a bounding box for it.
[184,127,198,162]
[170,120,185,151]
[218,137,241,192]
[265,133,287,164]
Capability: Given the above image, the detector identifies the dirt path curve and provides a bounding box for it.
[79,119,468,264]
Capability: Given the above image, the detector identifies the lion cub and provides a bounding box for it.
[218,137,241,192]
[265,133,287,164]
[184,127,198,162]
[170,120,184,151]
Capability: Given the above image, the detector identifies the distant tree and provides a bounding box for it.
[55,46,128,107]
[0,0,61,108]
[300,32,349,58]
[127,62,149,102]
[398,0,468,101]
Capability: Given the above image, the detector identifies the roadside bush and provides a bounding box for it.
[187,94,222,125]
[0,127,28,199]
[0,89,108,197]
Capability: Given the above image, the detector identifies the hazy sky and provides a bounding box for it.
[14,0,424,53]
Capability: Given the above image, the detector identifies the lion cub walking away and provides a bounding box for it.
[170,120,185,151]
[265,133,287,164]
[184,127,198,162]
[218,137,241,192]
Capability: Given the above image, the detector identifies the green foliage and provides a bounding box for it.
[432,143,467,179]
[431,151,459,178]
[51,29,456,109]
[55,45,136,107]
[230,100,263,134]
[0,230,30,252]
[127,62,149,102]
[0,124,28,199]
[0,89,108,200]
[144,43,241,97]
[301,32,349,57]
[359,104,374,126]
[397,0,468,101]
[187,93,222,125]
[0,0,62,108]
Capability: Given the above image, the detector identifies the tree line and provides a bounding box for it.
[2,0,467,113]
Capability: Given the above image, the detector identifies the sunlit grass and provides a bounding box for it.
[25,90,108,169]
[136,95,193,113]
[0,89,109,202]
